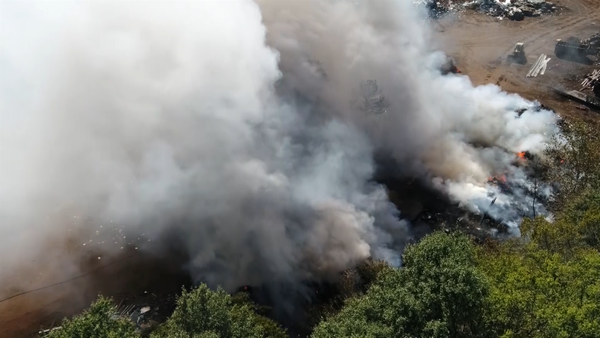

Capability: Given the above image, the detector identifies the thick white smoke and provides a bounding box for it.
[0,0,405,293]
[257,0,557,227]
[0,0,556,295]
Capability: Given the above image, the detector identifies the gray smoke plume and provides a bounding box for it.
[0,0,556,296]
[257,0,558,228]
[0,0,405,293]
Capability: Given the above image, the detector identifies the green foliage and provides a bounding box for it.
[151,284,286,338]
[521,189,600,255]
[45,118,600,338]
[354,259,391,290]
[48,296,140,338]
[545,120,600,207]
[560,189,600,250]
[304,259,393,332]
[478,118,600,338]
[478,243,600,338]
[312,232,491,338]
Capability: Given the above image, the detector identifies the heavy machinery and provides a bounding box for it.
[507,42,527,64]
[554,34,600,61]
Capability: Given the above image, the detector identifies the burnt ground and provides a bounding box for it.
[1,2,599,337]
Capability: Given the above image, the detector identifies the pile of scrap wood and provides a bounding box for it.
[581,69,600,91]
[527,54,551,78]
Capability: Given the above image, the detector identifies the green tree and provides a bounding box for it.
[521,189,600,255]
[48,296,140,338]
[312,232,492,338]
[478,242,600,338]
[151,284,286,338]
[545,120,600,208]
[560,189,600,250]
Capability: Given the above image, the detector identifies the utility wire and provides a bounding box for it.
[0,253,138,304]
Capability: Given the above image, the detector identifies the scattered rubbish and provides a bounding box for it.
[38,326,62,337]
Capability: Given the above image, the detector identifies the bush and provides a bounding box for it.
[151,284,286,338]
[48,296,140,338]
[312,232,492,338]
[478,242,600,338]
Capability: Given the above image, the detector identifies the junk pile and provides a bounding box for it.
[415,0,463,17]
[463,0,558,20]
[581,70,600,98]
[555,33,600,62]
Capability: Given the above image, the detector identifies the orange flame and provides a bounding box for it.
[488,175,507,183]
[517,151,526,160]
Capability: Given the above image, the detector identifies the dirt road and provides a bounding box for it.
[437,0,600,121]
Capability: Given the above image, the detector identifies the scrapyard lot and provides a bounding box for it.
[437,0,600,122]
[0,1,598,337]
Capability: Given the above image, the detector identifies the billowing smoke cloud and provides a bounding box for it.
[0,0,556,296]
[0,0,405,293]
[256,0,557,227]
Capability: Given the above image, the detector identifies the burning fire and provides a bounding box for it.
[517,151,526,160]
[488,174,507,184]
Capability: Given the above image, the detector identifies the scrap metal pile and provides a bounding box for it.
[415,0,558,20]
[581,70,600,98]
[463,0,558,20]
[555,34,600,62]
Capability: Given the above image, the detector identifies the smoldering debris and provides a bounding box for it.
[0,0,559,310]
[0,0,407,295]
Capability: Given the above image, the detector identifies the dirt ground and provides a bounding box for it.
[436,0,600,122]
[0,247,190,338]
[1,2,599,337]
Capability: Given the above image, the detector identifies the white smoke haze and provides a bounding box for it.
[257,0,557,224]
[0,0,557,295]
